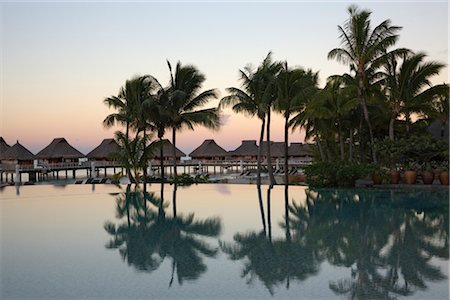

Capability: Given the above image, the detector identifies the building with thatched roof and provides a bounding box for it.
[189,139,228,161]
[0,137,11,162]
[151,139,186,161]
[1,141,35,165]
[228,140,259,160]
[288,142,313,162]
[260,141,285,159]
[36,138,84,163]
[86,138,120,161]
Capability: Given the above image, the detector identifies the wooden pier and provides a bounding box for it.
[0,159,311,183]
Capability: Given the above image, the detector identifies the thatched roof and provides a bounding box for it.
[260,141,285,158]
[0,137,11,159]
[151,139,185,159]
[86,138,120,160]
[189,139,228,158]
[2,141,35,161]
[229,140,259,157]
[288,143,312,157]
[36,138,84,159]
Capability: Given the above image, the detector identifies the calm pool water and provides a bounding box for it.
[1,183,448,299]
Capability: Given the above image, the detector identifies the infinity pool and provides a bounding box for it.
[1,184,448,299]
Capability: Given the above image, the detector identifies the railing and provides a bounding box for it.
[1,158,312,172]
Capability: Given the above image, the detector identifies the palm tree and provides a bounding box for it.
[328,5,402,163]
[104,76,155,180]
[275,63,318,185]
[166,61,220,180]
[381,52,447,139]
[258,53,282,187]
[220,52,278,186]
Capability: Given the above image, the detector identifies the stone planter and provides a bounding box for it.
[421,170,435,185]
[404,170,417,184]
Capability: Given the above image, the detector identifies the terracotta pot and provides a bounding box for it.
[404,170,417,184]
[390,170,400,184]
[372,174,382,185]
[421,170,435,185]
[439,171,449,185]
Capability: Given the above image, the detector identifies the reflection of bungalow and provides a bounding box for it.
[288,143,313,162]
[260,141,285,159]
[1,141,35,165]
[190,139,228,161]
[151,139,185,161]
[0,137,11,163]
[36,138,84,163]
[86,138,120,161]
[228,140,258,161]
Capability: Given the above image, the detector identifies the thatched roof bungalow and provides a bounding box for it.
[151,139,185,161]
[86,138,120,161]
[260,141,285,159]
[1,141,35,165]
[36,138,84,163]
[190,139,228,161]
[0,137,11,162]
[288,143,312,158]
[228,140,258,160]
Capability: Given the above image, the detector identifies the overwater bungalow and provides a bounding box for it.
[0,137,11,163]
[86,138,120,161]
[190,139,228,161]
[151,139,185,162]
[36,137,85,164]
[260,141,285,159]
[1,141,35,166]
[228,140,258,161]
[288,142,313,162]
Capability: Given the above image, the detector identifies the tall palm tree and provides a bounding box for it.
[328,5,402,163]
[166,61,220,179]
[220,52,278,186]
[381,52,446,139]
[274,63,318,185]
[104,76,154,180]
[257,53,282,187]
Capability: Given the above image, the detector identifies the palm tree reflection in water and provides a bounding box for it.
[289,188,449,299]
[221,186,319,295]
[104,184,222,286]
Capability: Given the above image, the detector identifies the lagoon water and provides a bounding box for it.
[1,183,448,299]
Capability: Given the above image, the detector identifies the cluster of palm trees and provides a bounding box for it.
[104,5,448,184]
[103,61,220,183]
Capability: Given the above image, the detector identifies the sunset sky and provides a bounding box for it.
[1,1,448,154]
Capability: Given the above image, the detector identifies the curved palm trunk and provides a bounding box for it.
[172,128,178,179]
[405,113,411,135]
[284,115,289,187]
[266,109,276,187]
[338,119,345,161]
[125,122,133,181]
[284,184,291,242]
[357,72,377,163]
[257,117,266,186]
[349,128,354,161]
[389,115,396,141]
[257,186,267,235]
[266,187,272,241]
[159,134,165,182]
[172,183,177,219]
[315,129,326,162]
